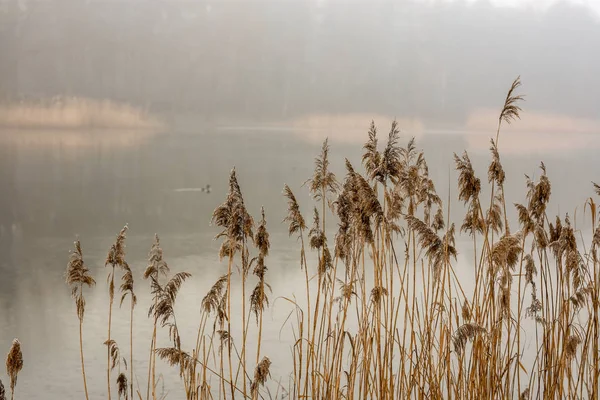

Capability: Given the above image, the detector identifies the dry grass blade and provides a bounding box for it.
[5,339,23,396]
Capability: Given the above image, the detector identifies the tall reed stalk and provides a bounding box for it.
[105,225,129,400]
[66,240,96,400]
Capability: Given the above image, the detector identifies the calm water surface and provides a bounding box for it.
[0,127,599,398]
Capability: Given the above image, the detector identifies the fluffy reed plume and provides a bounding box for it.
[520,388,530,400]
[66,240,95,400]
[213,167,255,399]
[105,340,129,400]
[498,76,524,126]
[362,121,381,182]
[406,215,457,282]
[370,286,389,305]
[202,274,229,315]
[144,234,170,280]
[488,139,505,186]
[305,138,339,203]
[566,334,582,360]
[363,120,402,184]
[452,323,486,354]
[250,357,271,399]
[380,120,403,184]
[432,207,445,231]
[486,194,504,235]
[150,271,192,331]
[120,263,136,400]
[0,378,5,400]
[283,184,306,239]
[117,373,128,400]
[462,301,472,322]
[143,234,169,400]
[454,151,481,205]
[461,202,485,236]
[105,224,128,400]
[490,232,523,275]
[155,347,192,371]
[5,339,23,400]
[149,270,191,389]
[524,254,536,286]
[570,286,593,309]
[213,168,254,250]
[525,163,552,223]
[309,207,326,251]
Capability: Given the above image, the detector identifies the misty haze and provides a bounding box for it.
[1,1,600,399]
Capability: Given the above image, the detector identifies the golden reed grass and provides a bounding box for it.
[37,76,600,399]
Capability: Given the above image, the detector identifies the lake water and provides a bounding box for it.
[1,126,599,398]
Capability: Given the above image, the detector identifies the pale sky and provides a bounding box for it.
[471,0,600,14]
[412,0,600,15]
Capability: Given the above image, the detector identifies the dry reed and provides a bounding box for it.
[51,76,600,400]
[5,339,23,400]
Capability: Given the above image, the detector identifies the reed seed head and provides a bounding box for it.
[5,338,23,393]
[66,240,96,321]
[117,372,128,400]
[251,357,272,398]
[282,184,306,238]
[144,234,169,281]
[499,76,524,125]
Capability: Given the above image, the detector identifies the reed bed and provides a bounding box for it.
[19,76,598,399]
[0,97,161,130]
